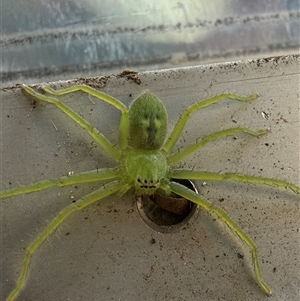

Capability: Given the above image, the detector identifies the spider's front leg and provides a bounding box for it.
[0,168,119,199]
[5,180,125,301]
[167,169,299,294]
[170,169,300,194]
[168,181,272,296]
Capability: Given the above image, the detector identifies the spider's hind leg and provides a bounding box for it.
[42,84,130,150]
[23,85,122,161]
[163,93,258,154]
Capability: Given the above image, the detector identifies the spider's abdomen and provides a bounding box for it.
[128,91,168,150]
[122,148,168,195]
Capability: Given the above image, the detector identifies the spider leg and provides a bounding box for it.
[23,85,123,161]
[170,170,300,194]
[0,168,119,199]
[168,127,267,164]
[163,93,258,154]
[6,180,125,301]
[42,85,129,150]
[168,180,272,296]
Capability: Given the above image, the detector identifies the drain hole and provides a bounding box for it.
[136,179,198,233]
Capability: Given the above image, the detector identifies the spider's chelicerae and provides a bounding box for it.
[1,84,299,300]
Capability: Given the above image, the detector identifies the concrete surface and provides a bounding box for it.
[1,55,299,301]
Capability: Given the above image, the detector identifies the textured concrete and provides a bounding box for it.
[1,55,299,301]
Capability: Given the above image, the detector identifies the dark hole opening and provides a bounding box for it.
[136,179,198,232]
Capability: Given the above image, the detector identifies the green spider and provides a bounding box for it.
[1,84,299,301]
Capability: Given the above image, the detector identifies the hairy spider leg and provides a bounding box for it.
[0,168,119,199]
[163,93,258,154]
[168,180,272,296]
[170,170,300,194]
[23,85,125,161]
[42,85,130,151]
[6,180,125,301]
[168,127,267,164]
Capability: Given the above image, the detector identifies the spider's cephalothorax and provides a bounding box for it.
[121,148,168,195]
[1,84,299,300]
